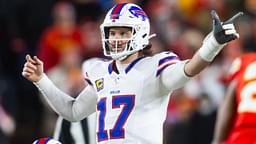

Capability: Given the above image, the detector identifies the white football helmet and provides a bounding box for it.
[100,3,156,60]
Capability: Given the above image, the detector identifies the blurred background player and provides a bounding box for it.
[37,1,82,72]
[212,15,256,144]
[213,52,256,144]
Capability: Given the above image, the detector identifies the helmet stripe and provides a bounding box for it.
[36,138,51,144]
[111,3,127,19]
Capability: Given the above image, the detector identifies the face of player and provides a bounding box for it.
[108,27,132,53]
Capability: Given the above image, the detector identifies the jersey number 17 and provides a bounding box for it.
[96,95,135,142]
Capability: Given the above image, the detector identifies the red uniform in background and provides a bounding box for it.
[225,53,256,144]
[37,1,82,72]
[38,26,82,72]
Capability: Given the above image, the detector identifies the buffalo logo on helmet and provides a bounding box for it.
[128,6,148,21]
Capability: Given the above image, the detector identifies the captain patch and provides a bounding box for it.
[95,78,104,92]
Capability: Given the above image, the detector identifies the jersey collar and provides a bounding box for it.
[108,56,145,74]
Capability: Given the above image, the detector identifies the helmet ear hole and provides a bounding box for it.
[104,27,110,39]
[142,34,147,38]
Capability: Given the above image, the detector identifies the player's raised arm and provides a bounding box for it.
[184,10,243,77]
[22,55,97,122]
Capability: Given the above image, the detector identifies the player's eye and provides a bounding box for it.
[109,31,115,37]
[120,31,126,36]
[120,31,131,38]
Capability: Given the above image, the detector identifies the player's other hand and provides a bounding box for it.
[22,54,44,82]
[211,10,243,44]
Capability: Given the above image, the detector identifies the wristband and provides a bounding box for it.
[198,33,225,62]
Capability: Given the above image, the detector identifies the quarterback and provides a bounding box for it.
[22,3,242,144]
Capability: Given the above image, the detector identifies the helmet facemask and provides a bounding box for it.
[101,26,139,60]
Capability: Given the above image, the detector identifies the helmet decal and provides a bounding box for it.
[128,6,148,21]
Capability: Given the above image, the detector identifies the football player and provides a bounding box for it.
[213,52,256,144]
[22,3,242,144]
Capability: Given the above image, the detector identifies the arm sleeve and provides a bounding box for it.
[34,74,97,122]
[160,60,191,91]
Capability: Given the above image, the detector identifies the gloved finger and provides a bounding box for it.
[211,10,222,26]
[223,23,235,30]
[227,34,239,41]
[225,29,236,35]
[225,12,244,24]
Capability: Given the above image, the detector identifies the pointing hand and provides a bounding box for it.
[211,10,243,44]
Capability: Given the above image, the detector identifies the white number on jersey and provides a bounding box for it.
[238,62,256,113]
